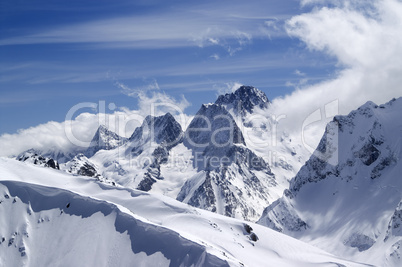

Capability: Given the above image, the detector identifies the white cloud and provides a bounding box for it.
[0,8,268,52]
[117,80,192,130]
[0,113,101,158]
[0,82,192,158]
[117,79,160,96]
[208,38,220,45]
[259,18,288,39]
[210,54,220,60]
[3,0,402,160]
[271,0,402,148]
[294,69,305,76]
[213,82,244,96]
[116,80,190,116]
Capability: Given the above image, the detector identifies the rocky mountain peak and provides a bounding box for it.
[126,113,183,191]
[215,85,269,115]
[85,125,127,158]
[257,97,402,265]
[129,112,183,147]
[289,98,402,195]
[184,103,245,153]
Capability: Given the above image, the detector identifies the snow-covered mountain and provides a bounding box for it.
[16,149,60,170]
[88,112,191,194]
[59,153,116,185]
[258,97,402,266]
[85,125,127,158]
[5,84,402,266]
[215,85,269,116]
[12,86,308,223]
[0,157,368,267]
[127,112,184,191]
[62,153,100,177]
[61,87,288,222]
[214,86,310,205]
[177,103,277,221]
[174,86,308,222]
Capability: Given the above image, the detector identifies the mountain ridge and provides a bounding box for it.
[258,97,402,266]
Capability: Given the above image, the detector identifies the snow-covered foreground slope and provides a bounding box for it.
[0,158,368,267]
[258,97,402,266]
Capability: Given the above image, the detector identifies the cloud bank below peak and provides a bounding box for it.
[0,88,192,158]
[1,0,402,159]
[271,0,402,146]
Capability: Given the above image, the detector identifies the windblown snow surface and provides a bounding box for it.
[0,158,367,267]
[258,97,402,266]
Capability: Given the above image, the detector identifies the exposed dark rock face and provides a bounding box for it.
[344,233,375,252]
[16,149,60,170]
[177,87,276,221]
[129,113,183,148]
[127,113,183,192]
[385,201,402,242]
[85,125,127,158]
[183,104,245,156]
[215,85,269,115]
[137,173,157,192]
[64,154,100,178]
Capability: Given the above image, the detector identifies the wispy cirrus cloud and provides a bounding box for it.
[0,11,277,51]
[0,0,297,56]
[0,48,325,86]
[115,79,191,125]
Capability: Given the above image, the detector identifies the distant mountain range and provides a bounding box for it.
[11,85,402,266]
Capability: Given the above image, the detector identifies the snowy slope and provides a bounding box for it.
[0,157,369,267]
[258,97,402,266]
[60,153,117,186]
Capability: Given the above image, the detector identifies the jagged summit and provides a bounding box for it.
[215,85,269,115]
[85,125,127,158]
[178,102,276,221]
[184,104,245,153]
[125,113,183,192]
[289,98,400,195]
[129,112,183,147]
[93,125,127,147]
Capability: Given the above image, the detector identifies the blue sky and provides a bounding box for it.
[0,0,338,135]
[1,0,402,157]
